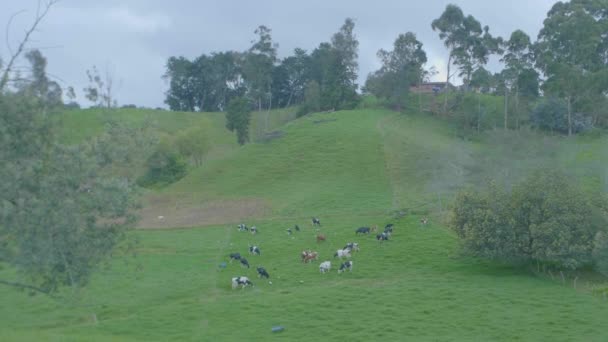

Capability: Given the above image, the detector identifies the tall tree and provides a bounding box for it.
[432,5,501,108]
[366,32,427,111]
[501,30,538,129]
[1,51,145,294]
[242,25,278,112]
[331,18,359,87]
[226,97,252,145]
[163,57,196,111]
[535,0,608,135]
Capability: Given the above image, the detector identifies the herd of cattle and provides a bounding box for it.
[228,217,403,290]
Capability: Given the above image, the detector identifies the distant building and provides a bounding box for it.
[410,82,454,94]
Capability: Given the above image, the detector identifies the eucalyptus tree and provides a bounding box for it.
[535,0,608,135]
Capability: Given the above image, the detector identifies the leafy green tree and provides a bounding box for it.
[368,32,427,111]
[432,5,501,108]
[0,46,147,294]
[226,97,252,145]
[331,18,359,87]
[500,30,538,129]
[272,48,310,108]
[535,0,608,135]
[242,25,277,111]
[163,56,196,111]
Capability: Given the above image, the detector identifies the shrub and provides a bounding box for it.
[138,139,187,187]
[530,98,592,134]
[450,170,605,270]
[593,231,608,276]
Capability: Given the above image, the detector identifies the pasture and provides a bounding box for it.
[1,106,608,341]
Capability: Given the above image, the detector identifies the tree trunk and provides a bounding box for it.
[567,95,572,136]
[514,85,519,130]
[444,54,451,113]
[286,90,294,108]
[477,92,481,133]
[504,88,508,130]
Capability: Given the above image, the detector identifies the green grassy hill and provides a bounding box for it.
[2,104,608,341]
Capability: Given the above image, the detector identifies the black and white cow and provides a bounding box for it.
[376,232,389,241]
[240,257,250,268]
[229,252,241,263]
[232,276,253,289]
[334,248,352,259]
[312,217,321,227]
[384,226,393,234]
[338,261,353,273]
[238,224,249,232]
[256,267,270,279]
[286,228,292,235]
[249,245,261,255]
[355,227,370,235]
[343,242,360,252]
[250,226,258,235]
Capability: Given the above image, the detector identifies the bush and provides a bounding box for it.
[593,232,608,276]
[137,139,187,187]
[450,170,605,270]
[530,98,592,134]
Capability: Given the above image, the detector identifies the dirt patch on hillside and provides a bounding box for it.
[137,197,272,229]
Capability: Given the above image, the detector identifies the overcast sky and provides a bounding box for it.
[0,0,559,108]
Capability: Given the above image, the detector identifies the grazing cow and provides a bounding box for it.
[312,217,321,227]
[334,248,352,259]
[343,242,359,252]
[250,226,258,235]
[286,228,292,235]
[256,267,270,279]
[316,234,326,243]
[420,218,428,225]
[240,257,250,268]
[232,276,253,289]
[249,245,261,255]
[355,227,370,235]
[301,250,319,263]
[229,252,241,263]
[338,261,353,273]
[385,223,394,229]
[384,226,393,234]
[238,224,249,232]
[294,225,300,232]
[319,261,331,273]
[376,232,389,241]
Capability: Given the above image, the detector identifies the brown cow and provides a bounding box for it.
[301,250,318,263]
[316,234,326,243]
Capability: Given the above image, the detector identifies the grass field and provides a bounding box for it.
[1,104,608,341]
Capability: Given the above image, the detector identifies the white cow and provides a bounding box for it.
[319,261,331,273]
[334,248,352,259]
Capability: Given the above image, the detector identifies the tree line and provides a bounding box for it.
[165,1,608,139]
[164,19,359,116]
